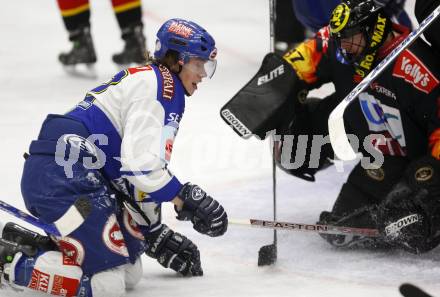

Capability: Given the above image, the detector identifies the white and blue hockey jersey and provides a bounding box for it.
[68,64,185,204]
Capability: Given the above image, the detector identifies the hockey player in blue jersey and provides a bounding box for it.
[0,18,227,297]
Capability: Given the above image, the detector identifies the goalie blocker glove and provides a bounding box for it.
[145,224,203,276]
[177,183,228,237]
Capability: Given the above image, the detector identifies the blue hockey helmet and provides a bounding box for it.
[154,18,217,78]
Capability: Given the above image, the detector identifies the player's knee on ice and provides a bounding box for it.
[124,257,143,290]
[7,250,143,296]
[91,266,126,297]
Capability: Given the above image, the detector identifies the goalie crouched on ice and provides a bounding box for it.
[221,0,440,253]
[0,19,227,297]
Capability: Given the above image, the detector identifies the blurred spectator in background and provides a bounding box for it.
[414,0,439,53]
[374,0,439,52]
[289,0,412,32]
[274,0,306,54]
[57,0,148,66]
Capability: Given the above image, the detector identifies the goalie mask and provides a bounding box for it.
[329,0,392,79]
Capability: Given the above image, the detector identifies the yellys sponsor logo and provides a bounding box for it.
[392,49,439,94]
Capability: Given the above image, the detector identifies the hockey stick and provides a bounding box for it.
[400,283,433,297]
[230,218,380,237]
[0,198,91,237]
[328,4,440,161]
[0,200,60,236]
[257,0,278,267]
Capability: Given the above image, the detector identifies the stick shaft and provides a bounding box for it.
[230,218,380,237]
[0,200,61,236]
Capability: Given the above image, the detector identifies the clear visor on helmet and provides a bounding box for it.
[182,57,217,79]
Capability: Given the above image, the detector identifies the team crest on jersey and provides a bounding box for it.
[123,209,145,240]
[359,92,406,156]
[392,49,439,94]
[102,214,129,257]
[158,65,175,100]
[59,237,85,266]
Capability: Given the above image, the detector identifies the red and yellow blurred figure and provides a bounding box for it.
[56,0,143,32]
[57,0,141,16]
[57,0,90,17]
[112,0,141,14]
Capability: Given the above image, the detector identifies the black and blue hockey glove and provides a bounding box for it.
[145,224,203,276]
[176,183,228,237]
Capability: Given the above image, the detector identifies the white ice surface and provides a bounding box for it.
[0,0,439,296]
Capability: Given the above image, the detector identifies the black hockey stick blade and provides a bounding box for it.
[400,284,433,297]
[258,243,277,266]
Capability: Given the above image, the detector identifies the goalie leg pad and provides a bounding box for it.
[376,156,440,253]
[318,156,409,249]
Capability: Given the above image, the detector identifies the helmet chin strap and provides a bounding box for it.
[352,12,392,81]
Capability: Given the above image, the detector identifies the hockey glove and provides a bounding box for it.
[145,224,203,276]
[176,183,228,237]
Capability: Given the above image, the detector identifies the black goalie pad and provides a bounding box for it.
[220,53,308,140]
